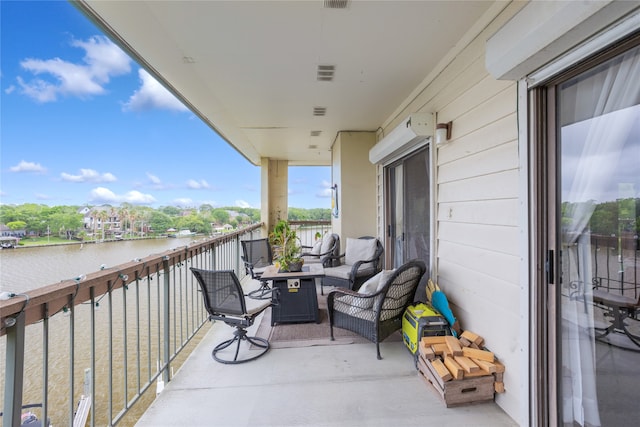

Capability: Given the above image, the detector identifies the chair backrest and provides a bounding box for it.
[191,268,247,316]
[345,236,383,271]
[320,233,339,254]
[377,260,426,321]
[241,238,273,269]
[321,233,341,266]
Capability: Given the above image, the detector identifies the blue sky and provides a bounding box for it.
[0,1,331,210]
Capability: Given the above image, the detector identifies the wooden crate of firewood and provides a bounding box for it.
[416,331,505,407]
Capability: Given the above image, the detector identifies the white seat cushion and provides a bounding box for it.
[310,240,322,255]
[252,265,270,275]
[323,264,352,279]
[244,295,272,316]
[334,295,376,319]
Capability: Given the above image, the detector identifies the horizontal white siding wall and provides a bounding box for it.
[437,81,520,420]
[383,3,524,423]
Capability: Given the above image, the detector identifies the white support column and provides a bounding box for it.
[261,158,289,234]
[332,131,377,240]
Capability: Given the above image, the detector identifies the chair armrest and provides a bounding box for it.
[327,288,384,315]
[346,244,383,290]
[300,247,329,257]
[324,252,345,262]
[300,245,334,258]
[327,287,382,303]
[349,251,382,277]
[328,287,360,299]
[322,252,345,268]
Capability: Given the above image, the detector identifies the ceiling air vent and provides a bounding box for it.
[310,130,322,137]
[324,0,348,9]
[313,107,326,116]
[317,65,335,81]
[308,144,318,149]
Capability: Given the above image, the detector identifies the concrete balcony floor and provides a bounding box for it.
[136,281,517,427]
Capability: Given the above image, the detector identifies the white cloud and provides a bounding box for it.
[5,85,16,94]
[186,179,210,189]
[317,180,333,198]
[145,172,171,190]
[16,36,131,103]
[147,172,162,185]
[61,168,117,183]
[71,36,131,83]
[35,193,52,200]
[9,160,46,173]
[123,190,156,204]
[235,200,251,208]
[89,187,118,203]
[89,187,156,205]
[317,188,332,198]
[123,69,188,112]
[172,198,193,207]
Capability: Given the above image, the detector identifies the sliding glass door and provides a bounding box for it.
[540,40,640,426]
[384,146,430,270]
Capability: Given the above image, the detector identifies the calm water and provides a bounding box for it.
[0,237,196,293]
[0,236,205,426]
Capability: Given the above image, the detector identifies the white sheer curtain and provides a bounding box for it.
[560,47,640,426]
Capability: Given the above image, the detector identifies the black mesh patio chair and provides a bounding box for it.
[191,268,273,364]
[321,236,384,295]
[241,238,273,298]
[327,259,426,359]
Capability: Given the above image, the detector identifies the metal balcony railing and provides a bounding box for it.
[560,234,639,310]
[1,221,330,426]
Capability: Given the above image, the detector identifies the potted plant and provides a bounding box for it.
[269,219,303,272]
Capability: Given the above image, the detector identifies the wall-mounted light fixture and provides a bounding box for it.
[331,184,339,218]
[435,121,452,145]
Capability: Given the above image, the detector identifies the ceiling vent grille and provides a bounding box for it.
[317,65,335,81]
[313,107,327,116]
[324,0,348,9]
[310,130,322,137]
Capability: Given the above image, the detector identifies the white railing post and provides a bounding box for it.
[3,311,26,427]
[162,256,171,384]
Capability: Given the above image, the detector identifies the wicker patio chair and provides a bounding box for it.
[321,236,384,295]
[327,259,426,359]
[300,233,340,266]
[191,268,273,364]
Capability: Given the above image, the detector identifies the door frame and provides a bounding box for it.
[381,142,433,271]
[529,32,640,426]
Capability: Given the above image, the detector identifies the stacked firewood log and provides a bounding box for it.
[417,330,505,406]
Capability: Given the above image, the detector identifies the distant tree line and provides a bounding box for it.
[562,198,640,236]
[0,203,330,240]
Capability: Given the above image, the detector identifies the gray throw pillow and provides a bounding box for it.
[345,238,377,266]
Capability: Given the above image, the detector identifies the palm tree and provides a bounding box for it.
[98,209,108,241]
[129,209,139,238]
[90,208,99,242]
[118,206,129,238]
[109,206,118,233]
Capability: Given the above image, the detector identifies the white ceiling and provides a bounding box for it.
[77,0,496,166]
